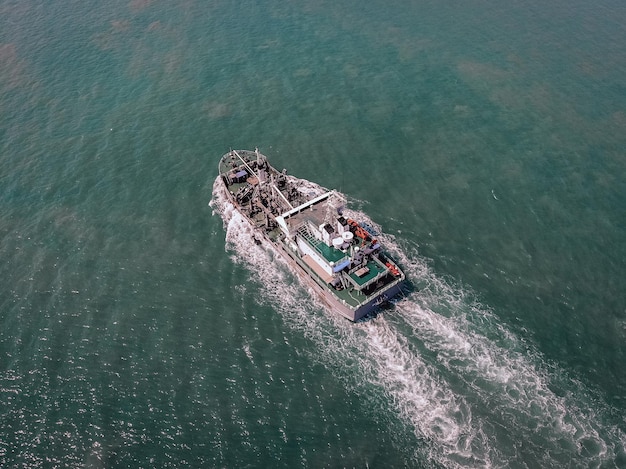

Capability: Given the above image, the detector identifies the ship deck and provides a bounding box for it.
[348,259,387,286]
[299,228,347,263]
[302,254,333,283]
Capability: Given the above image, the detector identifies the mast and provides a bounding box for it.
[271,184,294,210]
[232,149,258,179]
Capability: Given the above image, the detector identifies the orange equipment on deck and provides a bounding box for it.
[385,261,401,277]
[347,219,377,245]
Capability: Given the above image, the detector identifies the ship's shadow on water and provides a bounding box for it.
[354,281,416,323]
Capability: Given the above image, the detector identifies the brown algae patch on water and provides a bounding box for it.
[202,101,233,120]
[0,43,33,92]
[129,0,153,13]
[92,20,131,51]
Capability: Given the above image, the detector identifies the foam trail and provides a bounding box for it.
[380,229,625,466]
[394,299,615,465]
[211,178,625,468]
[358,317,491,466]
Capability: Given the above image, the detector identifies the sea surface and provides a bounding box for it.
[1,0,625,467]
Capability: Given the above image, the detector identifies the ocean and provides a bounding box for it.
[1,0,625,467]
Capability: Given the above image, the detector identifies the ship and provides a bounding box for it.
[217,148,406,321]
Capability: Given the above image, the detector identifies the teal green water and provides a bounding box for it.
[2,0,626,467]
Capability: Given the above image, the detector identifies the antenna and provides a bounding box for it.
[322,191,345,226]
